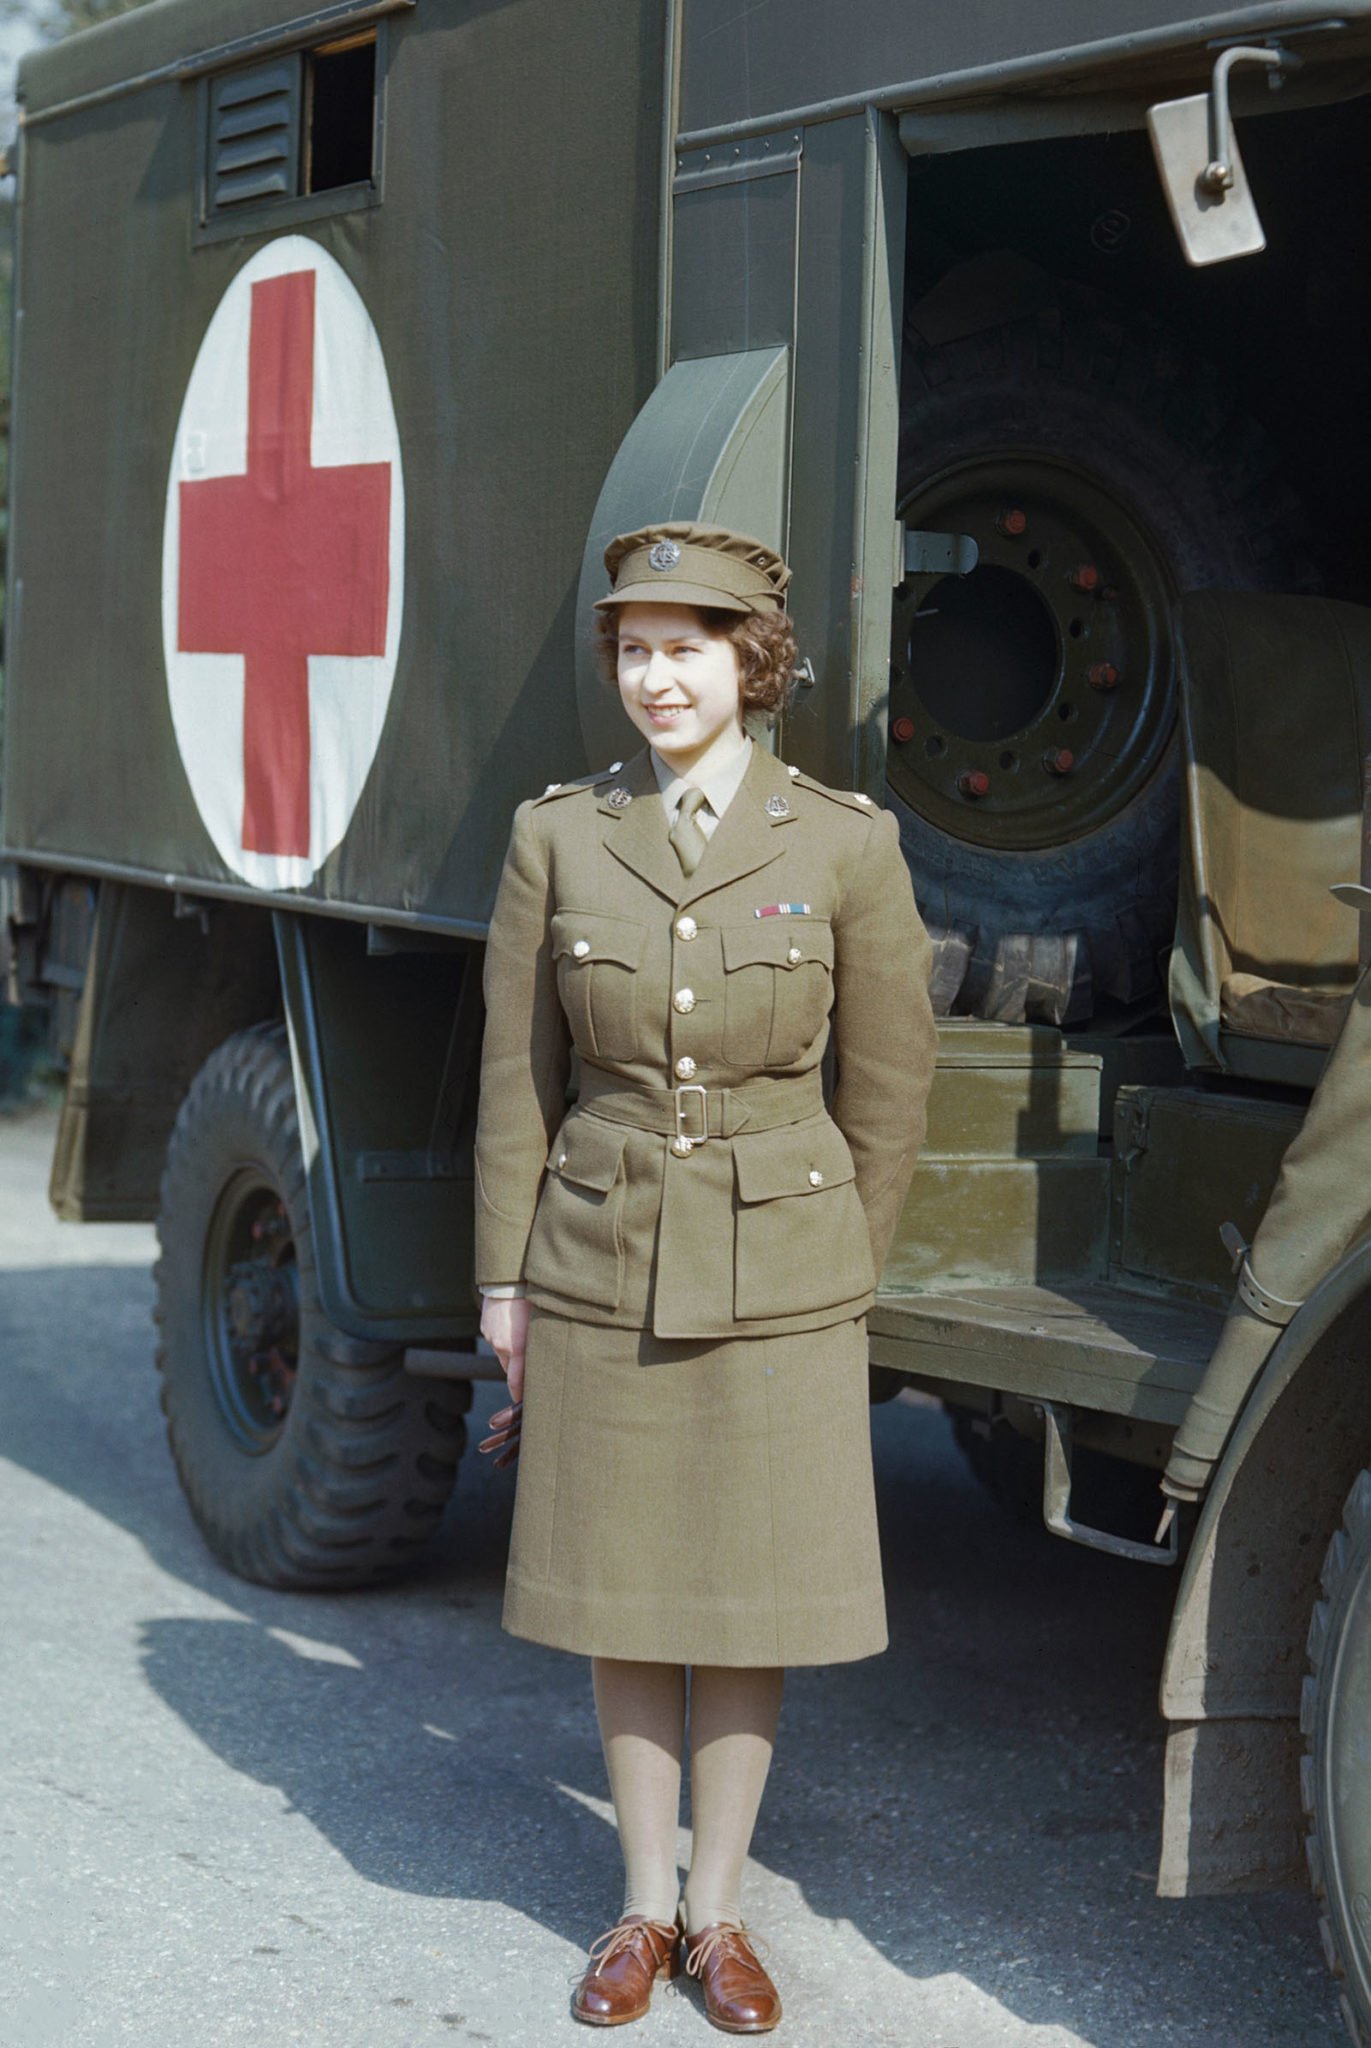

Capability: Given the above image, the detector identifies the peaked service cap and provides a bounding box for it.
[594,522,791,616]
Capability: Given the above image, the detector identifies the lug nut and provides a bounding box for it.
[996,507,1028,537]
[1069,564,1100,593]
[1044,748,1075,776]
[1087,662,1119,691]
[957,770,991,799]
[891,714,916,743]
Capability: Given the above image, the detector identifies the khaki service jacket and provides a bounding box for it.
[474,741,937,1339]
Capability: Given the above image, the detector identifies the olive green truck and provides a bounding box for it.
[6,0,1371,2030]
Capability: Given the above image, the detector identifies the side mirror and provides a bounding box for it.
[1147,45,1292,268]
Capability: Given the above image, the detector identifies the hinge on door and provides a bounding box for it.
[901,527,979,579]
[1114,1090,1152,1169]
[674,130,802,193]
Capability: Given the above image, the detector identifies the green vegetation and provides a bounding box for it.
[1,0,150,41]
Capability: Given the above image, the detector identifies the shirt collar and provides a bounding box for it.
[649,735,754,820]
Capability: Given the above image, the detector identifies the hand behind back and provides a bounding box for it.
[480,1293,531,1403]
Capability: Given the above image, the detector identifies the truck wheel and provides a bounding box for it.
[892,287,1311,1024]
[153,1021,468,1589]
[1303,1467,1371,2047]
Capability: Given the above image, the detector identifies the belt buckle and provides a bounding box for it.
[673,1083,709,1151]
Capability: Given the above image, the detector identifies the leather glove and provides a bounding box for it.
[478,1400,523,1468]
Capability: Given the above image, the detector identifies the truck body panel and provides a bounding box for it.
[3,0,664,928]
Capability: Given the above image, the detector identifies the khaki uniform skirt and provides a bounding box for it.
[502,1306,887,1667]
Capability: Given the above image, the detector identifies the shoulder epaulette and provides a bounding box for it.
[531,761,626,805]
[785,766,879,815]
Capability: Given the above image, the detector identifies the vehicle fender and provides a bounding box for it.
[273,911,483,1346]
[1157,1239,1371,1895]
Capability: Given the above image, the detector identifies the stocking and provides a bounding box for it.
[682,1664,784,1934]
[591,1656,687,1922]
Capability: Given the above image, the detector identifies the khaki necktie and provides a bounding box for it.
[669,785,710,877]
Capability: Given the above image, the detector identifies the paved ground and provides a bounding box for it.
[0,1102,1345,2048]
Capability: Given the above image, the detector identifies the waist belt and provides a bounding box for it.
[576,1066,825,1146]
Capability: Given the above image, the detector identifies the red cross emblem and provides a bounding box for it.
[163,237,405,889]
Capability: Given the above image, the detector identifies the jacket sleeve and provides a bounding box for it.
[473,799,573,1287]
[830,804,938,1275]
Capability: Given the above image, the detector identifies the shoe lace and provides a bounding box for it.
[586,1918,678,1974]
[684,1923,770,1978]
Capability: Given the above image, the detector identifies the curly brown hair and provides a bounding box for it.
[594,604,801,721]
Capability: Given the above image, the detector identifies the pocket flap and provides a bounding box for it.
[551,910,647,970]
[546,1113,629,1192]
[733,1117,857,1203]
[721,918,834,972]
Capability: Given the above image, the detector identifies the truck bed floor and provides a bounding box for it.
[868,1280,1225,1425]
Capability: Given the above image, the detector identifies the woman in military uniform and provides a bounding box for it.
[475,523,936,2031]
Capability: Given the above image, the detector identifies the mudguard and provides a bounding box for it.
[1158,1236,1371,1894]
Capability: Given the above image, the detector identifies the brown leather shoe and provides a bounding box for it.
[572,1915,682,2026]
[684,1922,782,2034]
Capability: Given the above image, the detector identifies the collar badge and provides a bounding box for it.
[765,794,790,818]
[648,539,682,571]
[606,787,633,809]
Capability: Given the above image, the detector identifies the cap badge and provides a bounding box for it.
[765,794,791,818]
[648,539,682,571]
[606,787,633,809]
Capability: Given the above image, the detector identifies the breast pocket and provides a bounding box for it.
[551,910,646,1062]
[720,919,835,1066]
[732,1116,875,1319]
[524,1113,630,1310]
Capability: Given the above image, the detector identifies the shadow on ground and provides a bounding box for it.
[0,1257,1339,2046]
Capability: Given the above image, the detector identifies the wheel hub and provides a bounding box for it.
[890,455,1176,851]
[203,1176,300,1449]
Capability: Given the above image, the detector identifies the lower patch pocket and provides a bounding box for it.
[524,1115,629,1311]
[731,1118,876,1320]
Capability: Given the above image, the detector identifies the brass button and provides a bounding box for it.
[671,1135,694,1157]
[855,792,872,805]
[675,1055,697,1079]
[787,944,803,964]
[675,915,698,941]
[673,987,696,1014]
[572,938,591,959]
[558,1152,568,1168]
[808,1169,824,1187]
[787,763,800,778]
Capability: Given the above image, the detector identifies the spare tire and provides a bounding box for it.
[891,269,1312,1025]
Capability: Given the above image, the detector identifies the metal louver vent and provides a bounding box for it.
[209,59,301,211]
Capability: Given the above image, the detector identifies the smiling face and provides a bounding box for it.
[614,602,745,772]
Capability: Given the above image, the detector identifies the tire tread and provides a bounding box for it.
[154,1022,466,1591]
[1304,1465,1371,2045]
